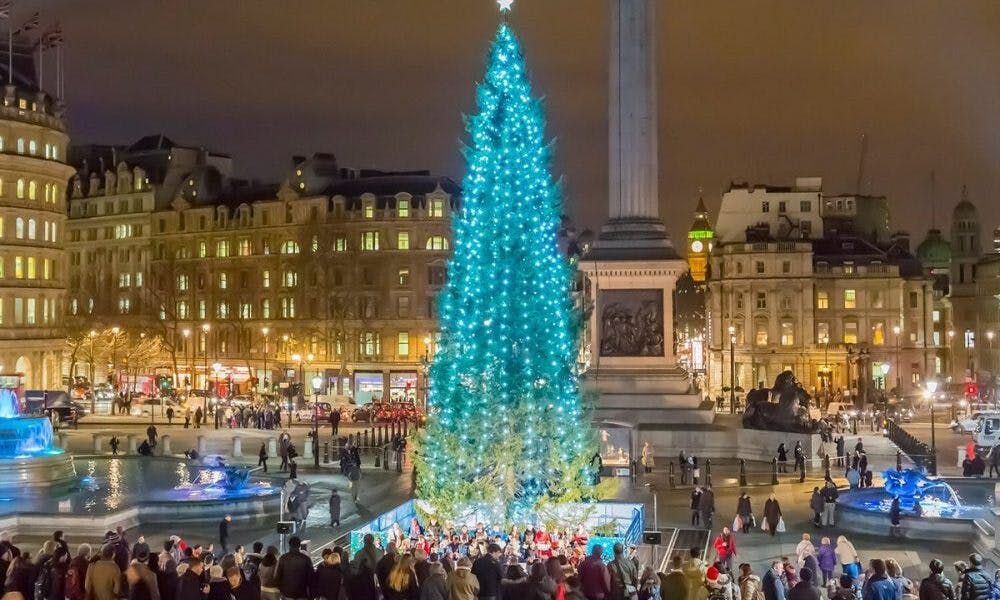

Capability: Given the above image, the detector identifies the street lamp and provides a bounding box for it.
[892,324,902,393]
[311,375,323,467]
[728,325,736,414]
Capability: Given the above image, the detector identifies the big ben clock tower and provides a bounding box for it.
[687,195,714,283]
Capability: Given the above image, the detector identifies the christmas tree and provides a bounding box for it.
[416,18,596,524]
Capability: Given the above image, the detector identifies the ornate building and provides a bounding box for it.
[66,141,457,406]
[0,58,75,388]
[706,178,940,404]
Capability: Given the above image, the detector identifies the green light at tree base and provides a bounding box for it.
[414,21,597,524]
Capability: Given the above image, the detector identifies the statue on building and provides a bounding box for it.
[742,370,819,433]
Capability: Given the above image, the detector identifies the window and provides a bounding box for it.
[281,240,300,255]
[816,291,829,309]
[755,292,767,309]
[755,321,768,346]
[397,199,410,218]
[397,232,410,250]
[218,272,229,289]
[843,321,859,344]
[397,296,411,318]
[359,331,380,356]
[428,198,445,218]
[780,321,794,346]
[761,201,770,213]
[426,236,449,250]
[280,297,295,318]
[262,271,271,288]
[816,322,830,344]
[843,289,856,309]
[282,270,298,287]
[334,236,347,252]
[361,231,380,251]
[782,261,791,274]
[872,321,886,345]
[398,268,410,286]
[397,332,410,357]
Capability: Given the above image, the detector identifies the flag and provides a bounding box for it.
[15,11,38,34]
[0,2,12,21]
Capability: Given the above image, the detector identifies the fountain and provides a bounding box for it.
[836,468,994,541]
[0,387,75,488]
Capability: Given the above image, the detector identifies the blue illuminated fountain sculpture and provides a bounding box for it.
[0,387,76,488]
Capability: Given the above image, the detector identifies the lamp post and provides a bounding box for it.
[311,375,323,467]
[728,325,736,414]
[892,324,902,394]
[260,326,270,396]
[201,323,211,413]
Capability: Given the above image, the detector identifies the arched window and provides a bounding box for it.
[15,179,24,199]
[425,235,449,250]
[27,219,35,240]
[280,240,299,255]
[14,218,23,239]
[28,180,36,200]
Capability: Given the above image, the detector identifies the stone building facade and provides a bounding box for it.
[66,142,457,406]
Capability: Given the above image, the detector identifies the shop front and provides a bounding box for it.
[354,372,384,405]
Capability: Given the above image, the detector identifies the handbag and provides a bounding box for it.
[776,517,786,533]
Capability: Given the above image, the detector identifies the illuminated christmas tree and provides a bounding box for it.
[416,16,596,524]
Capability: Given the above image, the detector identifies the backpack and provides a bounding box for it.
[65,568,83,600]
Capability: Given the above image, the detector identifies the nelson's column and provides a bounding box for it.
[580,0,710,466]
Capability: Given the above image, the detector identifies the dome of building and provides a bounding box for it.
[916,228,951,268]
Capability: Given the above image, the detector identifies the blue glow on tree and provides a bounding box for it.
[416,22,596,523]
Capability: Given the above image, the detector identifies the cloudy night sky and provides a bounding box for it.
[28,0,1000,247]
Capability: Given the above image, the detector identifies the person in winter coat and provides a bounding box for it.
[788,569,821,600]
[862,560,898,600]
[835,537,859,575]
[919,559,956,600]
[958,554,992,600]
[683,548,709,600]
[817,538,837,586]
[738,563,762,600]
[762,562,786,600]
[447,557,480,600]
[809,488,824,527]
[736,492,753,534]
[420,561,448,600]
[313,549,344,600]
[661,556,688,600]
[713,528,737,574]
[763,494,782,536]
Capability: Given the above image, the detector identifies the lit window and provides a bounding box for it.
[780,321,794,346]
[397,332,410,357]
[844,289,856,309]
[361,231,380,251]
[844,321,859,344]
[425,236,449,250]
[281,240,300,255]
[397,232,410,250]
[398,199,410,218]
[428,198,445,218]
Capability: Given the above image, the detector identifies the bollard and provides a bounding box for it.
[705,459,712,486]
[799,459,805,483]
[771,458,779,485]
[823,454,831,481]
[161,434,172,456]
[739,459,747,487]
[896,450,902,471]
[232,436,243,458]
[668,461,675,489]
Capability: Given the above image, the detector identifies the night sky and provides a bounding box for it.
[30,0,1000,247]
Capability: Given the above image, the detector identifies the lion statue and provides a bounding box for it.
[742,371,819,433]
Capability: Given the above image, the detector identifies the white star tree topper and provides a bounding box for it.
[497,0,514,13]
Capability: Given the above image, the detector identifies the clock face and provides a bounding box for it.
[691,240,704,253]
